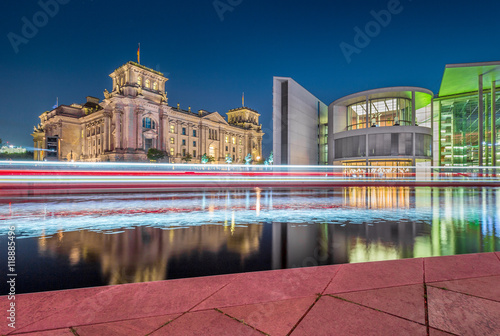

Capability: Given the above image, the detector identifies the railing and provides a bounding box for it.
[346,120,413,131]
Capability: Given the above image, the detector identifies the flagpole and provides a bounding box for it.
[137,43,140,64]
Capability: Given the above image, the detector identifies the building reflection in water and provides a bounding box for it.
[33,187,499,288]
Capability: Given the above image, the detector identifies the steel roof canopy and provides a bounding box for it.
[438,61,500,97]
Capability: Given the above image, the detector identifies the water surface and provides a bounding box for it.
[1,187,499,294]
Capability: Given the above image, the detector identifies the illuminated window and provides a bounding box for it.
[170,137,174,144]
[142,117,156,129]
[170,124,175,133]
[232,137,236,144]
[170,148,174,156]
[347,98,412,130]
[239,148,242,153]
[137,76,142,86]
[153,82,158,90]
[145,79,150,88]
[239,138,242,145]
[225,136,229,143]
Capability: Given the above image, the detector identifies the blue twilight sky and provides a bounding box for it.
[1,0,500,155]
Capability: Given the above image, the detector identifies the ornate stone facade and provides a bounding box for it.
[32,61,264,163]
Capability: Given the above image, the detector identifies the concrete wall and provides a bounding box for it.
[273,77,327,165]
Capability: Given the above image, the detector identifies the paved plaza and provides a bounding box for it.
[2,252,500,335]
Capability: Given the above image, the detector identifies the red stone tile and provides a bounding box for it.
[429,328,457,335]
[324,258,423,294]
[425,253,500,283]
[335,284,426,324]
[74,314,180,336]
[496,251,500,261]
[0,288,102,335]
[193,266,339,311]
[11,329,74,336]
[221,296,317,336]
[11,274,236,334]
[428,275,500,302]
[150,310,262,335]
[428,286,500,335]
[290,296,426,336]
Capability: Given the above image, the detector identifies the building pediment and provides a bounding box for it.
[143,129,158,139]
[202,112,228,125]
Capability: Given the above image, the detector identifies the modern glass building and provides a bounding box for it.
[273,61,500,167]
[435,61,500,167]
[329,87,433,167]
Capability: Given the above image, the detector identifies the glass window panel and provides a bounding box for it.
[391,133,399,156]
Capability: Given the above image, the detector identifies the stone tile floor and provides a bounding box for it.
[2,252,500,335]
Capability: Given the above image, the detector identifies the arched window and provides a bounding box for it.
[153,82,158,90]
[145,79,150,88]
[142,117,156,129]
[137,76,142,86]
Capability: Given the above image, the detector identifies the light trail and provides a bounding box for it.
[0,161,499,195]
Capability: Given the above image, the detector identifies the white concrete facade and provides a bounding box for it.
[273,77,327,165]
[329,87,434,166]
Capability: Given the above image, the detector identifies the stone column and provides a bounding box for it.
[83,124,88,157]
[162,113,168,152]
[186,123,189,155]
[115,111,123,149]
[135,109,142,150]
[176,120,181,159]
[203,125,209,157]
[103,113,110,152]
[158,111,163,151]
[219,128,225,162]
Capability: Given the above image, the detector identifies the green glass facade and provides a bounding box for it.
[437,91,500,166]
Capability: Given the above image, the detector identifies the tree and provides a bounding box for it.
[182,153,193,163]
[147,148,165,162]
[207,155,216,163]
[225,154,233,164]
[267,151,274,165]
[244,153,252,165]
